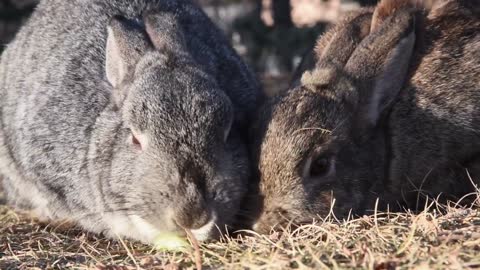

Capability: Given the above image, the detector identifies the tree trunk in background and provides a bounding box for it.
[272,0,292,27]
[357,0,378,6]
[271,0,294,72]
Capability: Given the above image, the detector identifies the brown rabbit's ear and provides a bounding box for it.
[371,0,434,32]
[346,8,415,130]
[144,13,187,53]
[314,10,373,68]
[105,16,152,88]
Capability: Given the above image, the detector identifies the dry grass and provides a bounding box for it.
[1,198,480,270]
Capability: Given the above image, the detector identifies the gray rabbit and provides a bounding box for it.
[0,0,262,243]
[251,0,480,233]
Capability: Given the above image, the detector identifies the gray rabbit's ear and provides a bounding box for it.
[105,16,152,88]
[346,8,415,130]
[144,13,187,53]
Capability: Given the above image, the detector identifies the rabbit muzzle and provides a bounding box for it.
[174,206,218,241]
[252,203,313,234]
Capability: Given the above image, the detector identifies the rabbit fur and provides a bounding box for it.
[0,0,262,242]
[251,0,480,233]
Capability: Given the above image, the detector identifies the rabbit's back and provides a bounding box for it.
[409,2,479,130]
[1,0,259,122]
[388,2,480,201]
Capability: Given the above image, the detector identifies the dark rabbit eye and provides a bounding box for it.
[309,156,331,178]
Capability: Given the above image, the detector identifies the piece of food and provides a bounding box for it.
[153,232,189,251]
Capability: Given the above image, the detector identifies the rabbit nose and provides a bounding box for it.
[173,192,211,230]
[190,212,218,241]
[253,207,291,234]
[253,216,280,234]
[174,166,210,226]
[175,207,211,230]
[174,208,218,241]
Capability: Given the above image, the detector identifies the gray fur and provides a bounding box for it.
[0,0,262,243]
[251,0,480,233]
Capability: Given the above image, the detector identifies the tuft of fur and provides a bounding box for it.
[300,68,337,91]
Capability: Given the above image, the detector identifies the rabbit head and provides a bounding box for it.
[102,13,247,241]
[251,4,418,233]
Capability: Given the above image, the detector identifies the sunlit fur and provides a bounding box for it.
[0,0,262,242]
[250,0,480,233]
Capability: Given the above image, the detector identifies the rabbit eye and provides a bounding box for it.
[309,156,331,178]
[131,133,141,148]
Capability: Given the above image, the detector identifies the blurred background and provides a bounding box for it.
[0,0,378,94]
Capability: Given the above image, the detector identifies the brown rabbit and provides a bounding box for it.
[250,0,480,233]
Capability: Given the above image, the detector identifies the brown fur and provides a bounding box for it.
[289,8,373,88]
[371,0,437,32]
[315,8,373,67]
[250,0,480,233]
[428,0,480,19]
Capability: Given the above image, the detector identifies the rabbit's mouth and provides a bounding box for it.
[189,212,219,241]
[104,210,220,244]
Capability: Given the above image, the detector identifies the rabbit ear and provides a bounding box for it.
[105,16,152,88]
[144,13,187,53]
[370,0,435,32]
[367,31,415,126]
[315,10,373,68]
[346,9,416,130]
